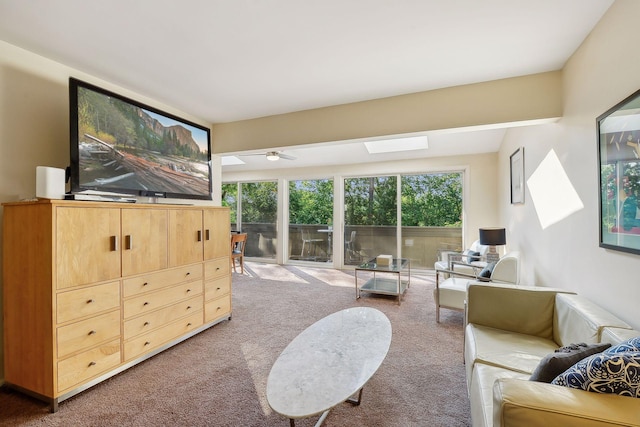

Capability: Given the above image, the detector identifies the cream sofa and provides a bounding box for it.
[464,282,640,427]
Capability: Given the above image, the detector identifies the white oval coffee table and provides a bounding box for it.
[266,307,392,426]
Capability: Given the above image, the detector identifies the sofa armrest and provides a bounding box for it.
[493,378,640,427]
[466,283,573,340]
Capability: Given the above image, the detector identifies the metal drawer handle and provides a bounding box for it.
[86,299,94,304]
[88,330,96,336]
[88,361,96,367]
[216,287,221,291]
[144,341,150,346]
[186,306,191,310]
[143,302,149,306]
[187,322,192,327]
[142,282,148,287]
[205,229,210,240]
[186,289,191,293]
[143,322,150,326]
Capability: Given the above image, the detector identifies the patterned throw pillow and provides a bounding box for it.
[551,351,640,398]
[605,336,640,354]
[529,343,611,383]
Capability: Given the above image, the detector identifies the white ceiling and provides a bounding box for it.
[0,0,613,171]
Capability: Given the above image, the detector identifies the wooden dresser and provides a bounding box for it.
[2,200,231,411]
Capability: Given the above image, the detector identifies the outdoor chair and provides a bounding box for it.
[231,233,248,274]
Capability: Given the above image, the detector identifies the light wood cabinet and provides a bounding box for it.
[2,200,231,411]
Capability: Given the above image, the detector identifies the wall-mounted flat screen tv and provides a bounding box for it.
[69,78,212,201]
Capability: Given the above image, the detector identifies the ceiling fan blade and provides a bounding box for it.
[278,153,296,160]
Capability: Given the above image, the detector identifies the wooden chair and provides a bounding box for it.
[231,233,248,274]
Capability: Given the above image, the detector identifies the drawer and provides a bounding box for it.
[123,280,203,319]
[57,281,120,324]
[124,311,203,361]
[124,295,203,340]
[57,339,121,393]
[123,264,203,298]
[204,276,231,301]
[204,257,230,280]
[57,309,121,358]
[205,295,231,323]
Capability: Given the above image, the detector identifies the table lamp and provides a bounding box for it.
[479,227,506,264]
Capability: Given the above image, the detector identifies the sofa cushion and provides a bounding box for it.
[529,342,611,383]
[465,324,559,389]
[602,328,640,346]
[469,363,529,427]
[553,293,632,346]
[436,277,470,311]
[552,351,640,398]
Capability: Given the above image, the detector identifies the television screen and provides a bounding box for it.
[69,78,212,200]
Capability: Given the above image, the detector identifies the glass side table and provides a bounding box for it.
[355,258,410,305]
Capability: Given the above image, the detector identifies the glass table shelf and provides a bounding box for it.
[355,258,410,305]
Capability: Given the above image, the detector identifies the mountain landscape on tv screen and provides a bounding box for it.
[77,87,209,196]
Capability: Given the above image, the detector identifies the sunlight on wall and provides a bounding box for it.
[527,149,584,229]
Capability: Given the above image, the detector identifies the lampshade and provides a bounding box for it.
[479,227,506,246]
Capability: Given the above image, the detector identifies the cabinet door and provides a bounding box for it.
[169,209,203,266]
[203,208,231,260]
[121,208,168,276]
[56,207,121,289]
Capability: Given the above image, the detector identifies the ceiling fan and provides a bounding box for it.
[241,151,297,161]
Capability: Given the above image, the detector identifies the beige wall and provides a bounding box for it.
[499,0,640,329]
[213,71,562,153]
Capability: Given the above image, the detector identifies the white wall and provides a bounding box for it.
[500,0,640,329]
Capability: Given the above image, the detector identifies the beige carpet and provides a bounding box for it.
[0,262,471,427]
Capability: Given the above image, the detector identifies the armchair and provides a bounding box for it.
[434,239,489,278]
[434,251,520,322]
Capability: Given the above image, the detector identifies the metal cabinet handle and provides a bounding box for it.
[205,229,210,240]
[197,230,202,242]
[88,330,96,335]
[88,361,96,367]
[125,235,132,250]
[110,235,118,251]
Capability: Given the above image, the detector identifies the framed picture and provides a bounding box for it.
[598,89,640,255]
[510,147,524,204]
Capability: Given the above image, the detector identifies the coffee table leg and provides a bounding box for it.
[346,387,364,405]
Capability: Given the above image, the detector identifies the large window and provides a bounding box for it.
[343,172,462,268]
[288,179,334,263]
[401,173,462,269]
[223,181,277,260]
[344,176,397,265]
[224,171,463,269]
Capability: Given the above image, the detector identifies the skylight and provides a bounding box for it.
[221,156,245,166]
[364,135,429,154]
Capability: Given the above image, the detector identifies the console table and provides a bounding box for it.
[355,258,410,305]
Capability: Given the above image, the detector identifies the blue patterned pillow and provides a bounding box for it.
[551,351,640,398]
[605,336,640,354]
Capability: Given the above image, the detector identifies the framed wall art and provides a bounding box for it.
[510,147,524,204]
[598,88,640,255]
